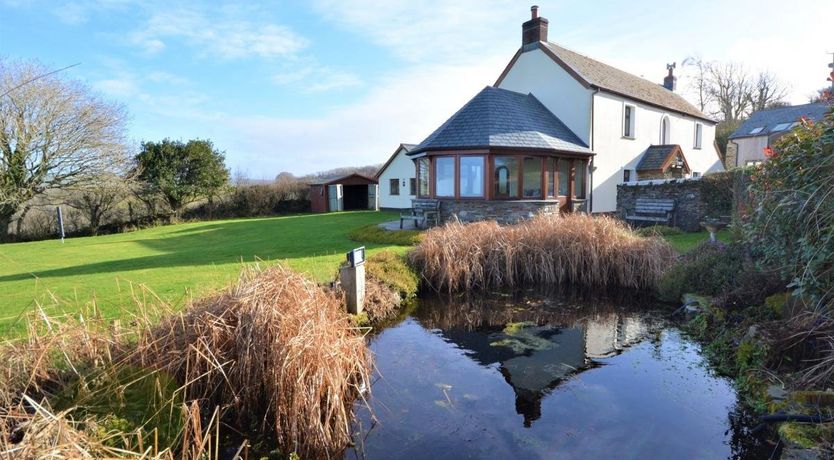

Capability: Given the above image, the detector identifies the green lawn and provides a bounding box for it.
[0,211,404,328]
[664,229,732,253]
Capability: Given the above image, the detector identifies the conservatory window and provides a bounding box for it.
[435,156,455,197]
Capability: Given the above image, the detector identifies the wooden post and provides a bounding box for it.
[340,264,365,314]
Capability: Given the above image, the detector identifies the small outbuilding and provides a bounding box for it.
[309,173,379,213]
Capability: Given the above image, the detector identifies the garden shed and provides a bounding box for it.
[309,173,379,213]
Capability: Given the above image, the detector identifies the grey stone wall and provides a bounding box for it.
[439,200,559,225]
[616,180,704,232]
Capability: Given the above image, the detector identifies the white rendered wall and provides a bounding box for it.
[734,136,769,165]
[591,91,723,212]
[497,48,593,145]
[377,147,417,209]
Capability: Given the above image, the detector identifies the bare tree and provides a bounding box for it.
[683,56,714,112]
[0,59,128,241]
[65,168,134,235]
[707,62,753,122]
[750,71,788,112]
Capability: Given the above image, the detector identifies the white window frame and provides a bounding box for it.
[622,103,636,139]
[660,115,671,144]
[694,123,703,149]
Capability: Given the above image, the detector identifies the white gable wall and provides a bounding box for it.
[497,48,592,145]
[377,147,416,209]
[591,91,722,213]
[732,136,769,166]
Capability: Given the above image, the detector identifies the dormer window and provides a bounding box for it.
[623,104,636,139]
[749,127,765,135]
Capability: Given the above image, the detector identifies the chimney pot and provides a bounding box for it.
[663,62,677,91]
[522,6,548,46]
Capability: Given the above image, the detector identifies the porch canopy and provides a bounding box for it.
[407,86,593,210]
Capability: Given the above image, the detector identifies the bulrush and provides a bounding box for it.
[409,213,676,293]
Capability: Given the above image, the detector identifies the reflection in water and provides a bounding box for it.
[416,293,665,428]
[350,292,771,459]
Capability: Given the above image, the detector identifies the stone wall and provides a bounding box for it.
[616,180,704,232]
[439,200,559,225]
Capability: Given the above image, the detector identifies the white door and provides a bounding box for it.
[328,184,343,211]
[368,184,379,210]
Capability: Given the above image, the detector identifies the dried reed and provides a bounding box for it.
[138,264,371,458]
[409,213,675,293]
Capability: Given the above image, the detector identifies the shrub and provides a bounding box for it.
[658,241,784,305]
[409,213,675,293]
[635,225,683,237]
[348,224,422,246]
[745,108,834,306]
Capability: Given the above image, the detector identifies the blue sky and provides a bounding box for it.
[1,0,832,178]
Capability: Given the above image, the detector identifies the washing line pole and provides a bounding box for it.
[56,206,65,243]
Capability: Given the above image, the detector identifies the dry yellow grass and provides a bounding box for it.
[409,213,675,293]
[138,264,371,458]
[1,264,372,459]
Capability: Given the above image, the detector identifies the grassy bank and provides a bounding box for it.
[0,211,404,327]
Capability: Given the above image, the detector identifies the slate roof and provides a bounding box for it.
[409,86,591,155]
[728,103,831,140]
[537,42,712,123]
[636,145,682,171]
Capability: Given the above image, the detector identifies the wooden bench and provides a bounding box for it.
[625,198,676,226]
[400,199,441,229]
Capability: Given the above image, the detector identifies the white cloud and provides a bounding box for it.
[311,0,519,63]
[147,71,187,85]
[273,65,362,93]
[216,56,508,176]
[129,6,308,59]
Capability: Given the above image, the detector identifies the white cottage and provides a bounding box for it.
[406,6,724,218]
[376,143,417,210]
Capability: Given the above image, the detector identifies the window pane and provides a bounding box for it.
[493,156,518,198]
[409,178,417,195]
[547,158,555,197]
[575,161,586,198]
[389,178,399,195]
[435,156,455,197]
[523,157,542,198]
[624,106,632,137]
[459,156,484,197]
[695,123,702,148]
[418,158,430,197]
[558,160,569,196]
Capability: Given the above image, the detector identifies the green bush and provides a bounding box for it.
[658,241,744,303]
[635,225,683,237]
[348,224,422,246]
[365,250,419,299]
[658,240,784,307]
[746,108,834,306]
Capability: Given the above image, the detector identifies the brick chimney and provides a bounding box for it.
[522,5,548,46]
[663,62,677,91]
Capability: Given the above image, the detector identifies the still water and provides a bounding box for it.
[349,293,772,459]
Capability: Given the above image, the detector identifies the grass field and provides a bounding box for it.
[0,211,403,328]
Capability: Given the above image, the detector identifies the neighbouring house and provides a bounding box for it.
[309,173,379,213]
[376,143,417,210]
[726,102,831,167]
[405,6,723,222]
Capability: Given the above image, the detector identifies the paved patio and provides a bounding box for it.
[378,219,419,231]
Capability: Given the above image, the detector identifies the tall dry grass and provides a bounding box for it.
[409,213,675,293]
[138,264,371,458]
[1,264,372,459]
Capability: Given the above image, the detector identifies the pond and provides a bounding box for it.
[348,292,773,459]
